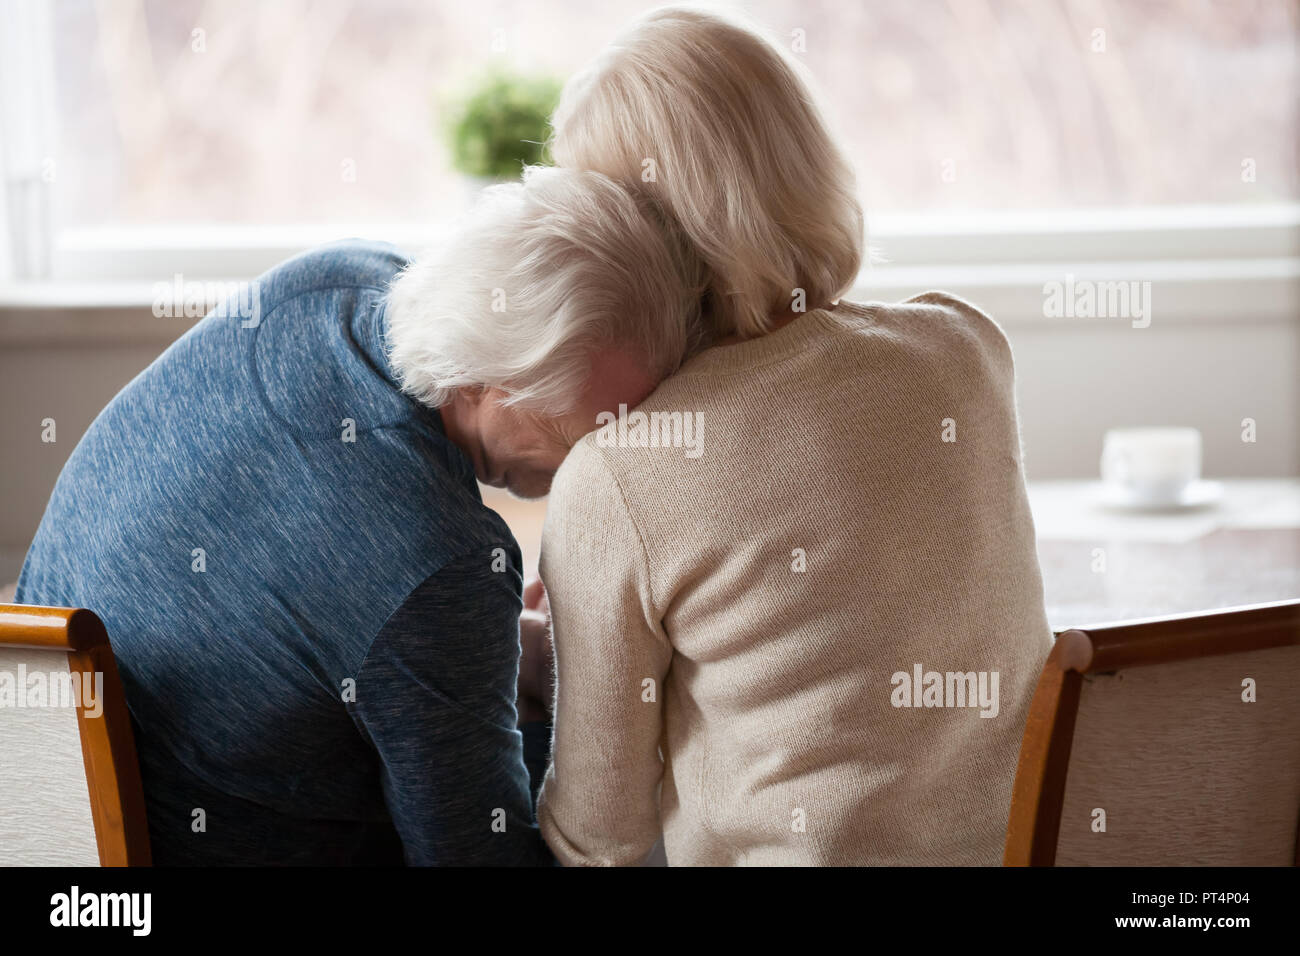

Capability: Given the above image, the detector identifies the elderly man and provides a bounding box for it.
[16,167,700,865]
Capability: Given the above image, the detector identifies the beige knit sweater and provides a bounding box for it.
[536,292,1052,866]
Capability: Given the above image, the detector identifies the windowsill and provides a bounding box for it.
[1,204,1296,340]
[3,257,1297,309]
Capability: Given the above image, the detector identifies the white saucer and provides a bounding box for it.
[1094,480,1224,513]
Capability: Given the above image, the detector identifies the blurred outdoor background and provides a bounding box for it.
[48,0,1298,226]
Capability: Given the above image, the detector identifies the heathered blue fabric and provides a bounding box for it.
[16,240,551,866]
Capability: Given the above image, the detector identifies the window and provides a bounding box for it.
[1,0,1296,286]
[47,0,1300,226]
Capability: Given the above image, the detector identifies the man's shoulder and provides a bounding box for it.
[245,240,419,439]
[256,239,409,313]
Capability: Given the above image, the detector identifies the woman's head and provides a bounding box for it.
[386,164,703,497]
[551,4,864,339]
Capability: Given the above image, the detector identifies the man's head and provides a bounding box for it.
[386,165,704,498]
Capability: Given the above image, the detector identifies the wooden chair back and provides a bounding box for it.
[1005,599,1300,865]
[0,604,150,865]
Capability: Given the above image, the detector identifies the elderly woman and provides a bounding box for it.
[16,166,699,865]
[535,6,1053,865]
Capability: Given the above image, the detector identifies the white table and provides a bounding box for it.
[1028,479,1300,629]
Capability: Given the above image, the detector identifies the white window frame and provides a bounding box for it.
[0,204,1290,327]
[0,0,57,282]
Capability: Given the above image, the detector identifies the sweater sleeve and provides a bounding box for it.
[535,438,672,866]
[349,552,553,866]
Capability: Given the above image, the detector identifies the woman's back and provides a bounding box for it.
[537,292,1052,865]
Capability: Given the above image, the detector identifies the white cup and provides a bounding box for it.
[1100,427,1202,506]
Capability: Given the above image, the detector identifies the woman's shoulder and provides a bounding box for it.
[837,290,1014,372]
[842,290,1008,345]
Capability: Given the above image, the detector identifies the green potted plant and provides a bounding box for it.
[444,71,562,186]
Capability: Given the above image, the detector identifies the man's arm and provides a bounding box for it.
[349,552,552,866]
[536,439,672,866]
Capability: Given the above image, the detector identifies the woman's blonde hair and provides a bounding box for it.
[386,165,703,414]
[550,4,864,340]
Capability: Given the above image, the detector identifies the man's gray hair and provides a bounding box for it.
[385,165,704,414]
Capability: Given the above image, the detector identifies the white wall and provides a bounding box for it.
[1011,318,1299,481]
[0,309,191,582]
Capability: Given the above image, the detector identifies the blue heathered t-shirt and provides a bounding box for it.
[16,239,551,866]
